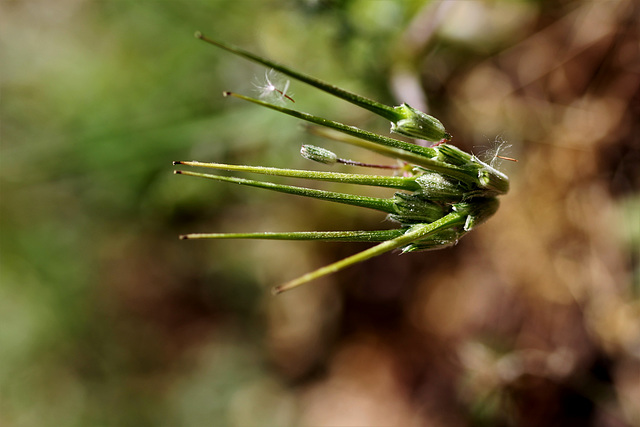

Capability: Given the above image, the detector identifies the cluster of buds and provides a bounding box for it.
[174,32,510,294]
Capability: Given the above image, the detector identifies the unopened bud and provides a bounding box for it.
[390,192,445,224]
[435,144,510,195]
[414,172,466,200]
[300,145,338,164]
[402,228,461,252]
[453,198,500,231]
[391,103,450,142]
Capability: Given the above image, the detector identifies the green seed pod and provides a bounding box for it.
[391,103,450,142]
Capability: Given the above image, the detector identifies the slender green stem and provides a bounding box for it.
[224,92,437,158]
[195,32,398,121]
[180,229,404,241]
[273,210,467,294]
[174,170,397,213]
[174,161,420,191]
[223,92,484,186]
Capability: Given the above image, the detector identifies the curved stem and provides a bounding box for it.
[273,210,466,294]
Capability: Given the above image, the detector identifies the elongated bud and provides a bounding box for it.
[300,145,338,164]
[414,172,467,200]
[390,192,446,224]
[391,104,450,142]
[401,227,462,252]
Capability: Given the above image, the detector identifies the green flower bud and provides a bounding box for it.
[300,145,338,164]
[401,227,462,252]
[390,192,446,224]
[435,144,510,195]
[391,103,450,142]
[452,197,500,231]
[414,172,466,200]
[401,196,500,252]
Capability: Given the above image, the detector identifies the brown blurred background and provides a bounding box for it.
[1,0,638,426]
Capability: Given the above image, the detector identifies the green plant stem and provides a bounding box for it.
[195,32,398,121]
[180,229,404,241]
[224,92,436,158]
[174,170,397,213]
[273,210,467,294]
[174,161,420,191]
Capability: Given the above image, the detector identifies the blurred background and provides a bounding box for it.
[1,0,638,425]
